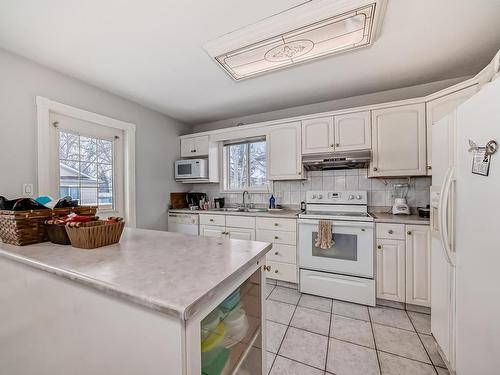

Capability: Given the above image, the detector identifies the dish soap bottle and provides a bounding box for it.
[269,194,276,209]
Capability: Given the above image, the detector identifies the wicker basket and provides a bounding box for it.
[45,223,71,245]
[0,206,97,246]
[65,220,125,249]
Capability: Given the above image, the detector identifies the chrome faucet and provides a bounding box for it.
[242,190,250,208]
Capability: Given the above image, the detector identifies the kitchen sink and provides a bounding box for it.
[209,207,268,213]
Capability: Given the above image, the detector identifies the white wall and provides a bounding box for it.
[0,48,192,230]
[192,76,470,132]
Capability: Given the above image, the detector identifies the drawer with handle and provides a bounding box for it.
[256,229,296,245]
[225,215,255,229]
[256,217,296,232]
[266,244,296,264]
[264,261,297,283]
[200,214,225,226]
[376,223,405,240]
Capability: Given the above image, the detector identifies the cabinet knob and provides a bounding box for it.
[274,223,279,226]
[274,236,279,240]
[388,229,394,234]
[298,171,302,175]
[407,231,412,235]
[427,166,432,170]
[275,269,279,274]
[274,251,279,255]
[335,143,340,147]
[330,144,334,147]
[373,167,378,171]
[377,245,382,249]
[263,265,271,272]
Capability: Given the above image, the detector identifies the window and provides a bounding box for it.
[37,97,136,225]
[225,139,267,190]
[58,131,115,210]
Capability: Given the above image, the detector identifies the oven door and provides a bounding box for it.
[298,219,374,278]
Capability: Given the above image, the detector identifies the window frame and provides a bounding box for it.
[36,96,136,227]
[222,138,269,192]
[56,125,121,214]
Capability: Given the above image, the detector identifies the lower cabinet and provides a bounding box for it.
[376,223,431,307]
[376,239,406,302]
[200,225,255,240]
[405,225,432,306]
[199,214,256,240]
[256,217,298,283]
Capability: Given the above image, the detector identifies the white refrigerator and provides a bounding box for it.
[430,71,500,374]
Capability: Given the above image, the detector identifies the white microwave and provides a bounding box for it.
[175,159,208,181]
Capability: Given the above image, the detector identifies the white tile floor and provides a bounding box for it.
[264,281,449,375]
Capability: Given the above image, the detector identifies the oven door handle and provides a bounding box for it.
[298,218,374,228]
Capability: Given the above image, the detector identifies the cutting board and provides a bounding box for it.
[170,193,188,209]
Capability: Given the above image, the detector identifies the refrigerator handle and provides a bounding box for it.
[438,167,456,267]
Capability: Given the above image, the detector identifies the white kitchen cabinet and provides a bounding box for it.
[180,135,209,157]
[301,117,334,154]
[334,111,371,151]
[376,238,406,302]
[199,225,225,238]
[227,227,255,240]
[405,225,431,307]
[426,85,478,175]
[199,215,256,240]
[267,121,303,180]
[370,103,426,177]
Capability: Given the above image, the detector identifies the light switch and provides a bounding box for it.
[23,184,34,196]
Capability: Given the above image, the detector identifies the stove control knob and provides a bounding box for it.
[356,195,362,200]
[317,194,323,199]
[312,194,317,199]
[348,194,355,200]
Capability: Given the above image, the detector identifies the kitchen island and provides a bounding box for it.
[0,228,272,375]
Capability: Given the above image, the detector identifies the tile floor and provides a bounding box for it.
[264,281,449,375]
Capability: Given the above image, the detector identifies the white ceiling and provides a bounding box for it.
[0,0,499,125]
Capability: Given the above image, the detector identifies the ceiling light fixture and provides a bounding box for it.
[204,1,386,81]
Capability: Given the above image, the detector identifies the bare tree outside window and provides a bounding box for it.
[226,140,267,190]
[58,131,114,209]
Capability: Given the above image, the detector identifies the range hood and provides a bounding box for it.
[302,150,371,171]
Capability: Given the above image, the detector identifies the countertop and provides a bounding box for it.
[370,211,430,225]
[169,208,300,219]
[0,228,272,321]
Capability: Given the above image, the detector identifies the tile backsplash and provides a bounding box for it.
[191,169,431,209]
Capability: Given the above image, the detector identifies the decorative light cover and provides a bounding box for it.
[215,4,377,80]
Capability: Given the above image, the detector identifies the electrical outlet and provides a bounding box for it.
[23,184,34,196]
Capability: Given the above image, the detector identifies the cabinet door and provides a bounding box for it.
[180,136,209,157]
[370,103,426,177]
[267,121,303,180]
[405,225,431,307]
[426,85,478,175]
[376,239,405,302]
[180,138,195,157]
[301,117,334,154]
[200,225,225,238]
[227,227,255,241]
[334,111,371,151]
[194,135,209,156]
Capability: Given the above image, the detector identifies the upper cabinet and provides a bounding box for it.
[334,111,371,151]
[425,85,478,175]
[302,117,334,154]
[370,103,426,177]
[301,112,371,154]
[267,121,303,180]
[180,135,209,157]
